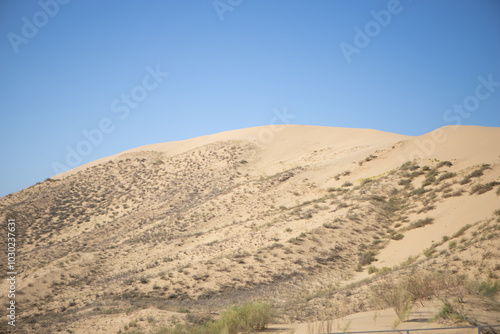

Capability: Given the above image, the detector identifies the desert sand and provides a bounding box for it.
[1,125,499,334]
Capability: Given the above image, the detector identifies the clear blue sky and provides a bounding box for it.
[1,0,499,197]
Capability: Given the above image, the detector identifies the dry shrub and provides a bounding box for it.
[433,298,477,325]
[359,251,377,266]
[372,270,468,321]
[372,280,412,321]
[471,182,500,195]
[409,217,434,229]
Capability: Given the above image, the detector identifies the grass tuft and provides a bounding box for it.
[157,302,273,334]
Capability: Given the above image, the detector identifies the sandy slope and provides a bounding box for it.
[3,124,500,334]
[351,126,500,269]
[377,189,499,268]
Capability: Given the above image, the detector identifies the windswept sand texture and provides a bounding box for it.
[1,125,500,333]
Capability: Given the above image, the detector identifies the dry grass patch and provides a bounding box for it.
[372,270,468,322]
[150,301,273,334]
[470,181,500,195]
[409,217,434,229]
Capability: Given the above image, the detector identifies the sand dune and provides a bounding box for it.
[3,124,500,333]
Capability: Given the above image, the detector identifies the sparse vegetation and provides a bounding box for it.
[391,233,404,240]
[401,161,419,171]
[460,177,471,185]
[470,280,500,298]
[157,302,273,334]
[423,247,436,258]
[470,181,500,195]
[4,138,500,333]
[372,270,471,323]
[359,251,377,266]
[467,164,491,179]
[409,217,434,229]
[360,178,373,186]
[372,280,412,322]
[452,224,472,238]
[432,298,475,324]
[411,187,427,196]
[323,222,339,229]
[436,172,456,183]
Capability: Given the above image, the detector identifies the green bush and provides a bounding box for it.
[220,302,273,333]
[159,302,273,334]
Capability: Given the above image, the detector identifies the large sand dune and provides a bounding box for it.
[2,125,499,333]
